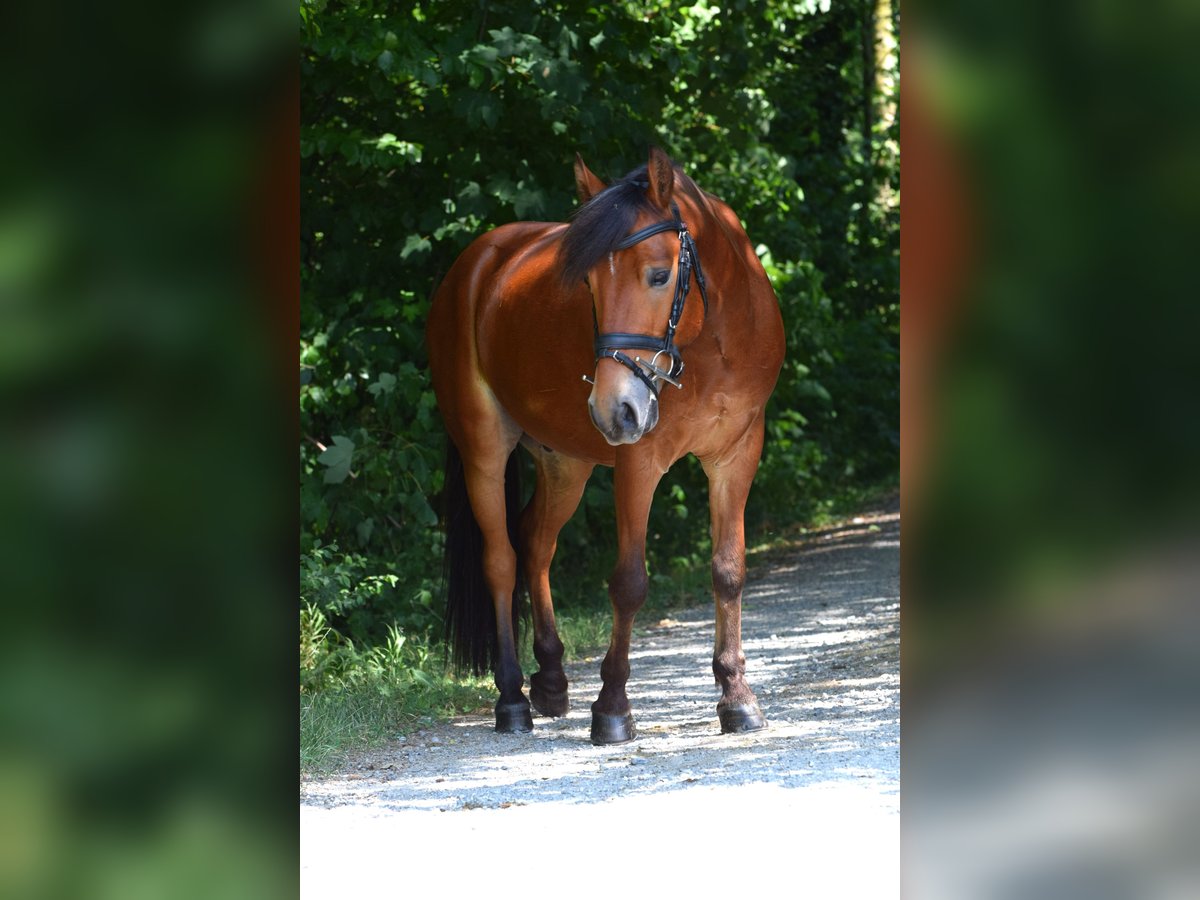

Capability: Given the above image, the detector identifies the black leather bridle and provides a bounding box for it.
[584,201,709,395]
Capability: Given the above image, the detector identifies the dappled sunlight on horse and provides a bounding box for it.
[426,147,784,744]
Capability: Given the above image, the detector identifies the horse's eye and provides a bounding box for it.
[650,269,671,288]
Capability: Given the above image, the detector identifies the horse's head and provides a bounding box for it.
[560,147,709,446]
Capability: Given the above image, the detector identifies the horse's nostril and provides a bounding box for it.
[618,401,638,431]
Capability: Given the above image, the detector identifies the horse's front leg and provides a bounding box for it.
[702,419,768,734]
[590,458,663,745]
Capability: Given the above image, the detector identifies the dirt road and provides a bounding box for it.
[301,501,899,898]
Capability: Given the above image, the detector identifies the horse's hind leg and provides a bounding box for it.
[701,417,768,733]
[518,444,593,718]
[460,426,530,732]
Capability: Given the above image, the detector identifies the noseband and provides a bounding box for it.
[583,201,709,396]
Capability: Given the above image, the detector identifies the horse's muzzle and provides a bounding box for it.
[588,384,659,445]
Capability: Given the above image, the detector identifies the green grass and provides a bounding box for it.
[547,610,612,661]
[300,677,492,775]
[300,605,494,775]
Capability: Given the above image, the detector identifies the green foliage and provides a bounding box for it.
[299,600,494,772]
[301,0,898,659]
[300,602,421,695]
[300,541,437,644]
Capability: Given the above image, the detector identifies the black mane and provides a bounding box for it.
[557,165,656,285]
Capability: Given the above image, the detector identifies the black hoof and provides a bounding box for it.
[719,702,767,734]
[530,676,569,718]
[590,710,636,745]
[495,700,533,733]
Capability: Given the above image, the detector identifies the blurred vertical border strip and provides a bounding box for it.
[903,2,1200,898]
[0,0,298,897]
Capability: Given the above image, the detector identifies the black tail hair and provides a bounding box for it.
[441,439,526,676]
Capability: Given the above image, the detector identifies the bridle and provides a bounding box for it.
[582,201,709,396]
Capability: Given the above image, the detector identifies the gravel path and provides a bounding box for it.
[301,500,899,898]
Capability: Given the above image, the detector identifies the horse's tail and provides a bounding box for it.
[441,438,526,676]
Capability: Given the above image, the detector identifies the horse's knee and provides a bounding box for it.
[608,557,648,612]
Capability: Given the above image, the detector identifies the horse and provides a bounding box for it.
[426,147,785,744]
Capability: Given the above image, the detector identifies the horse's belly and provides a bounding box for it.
[485,372,614,464]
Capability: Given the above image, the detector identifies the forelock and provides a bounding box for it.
[557,167,654,285]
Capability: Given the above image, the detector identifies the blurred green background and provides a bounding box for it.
[0,1,295,897]
[908,0,1200,650]
[905,2,1200,896]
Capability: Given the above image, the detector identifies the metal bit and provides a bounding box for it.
[634,356,683,389]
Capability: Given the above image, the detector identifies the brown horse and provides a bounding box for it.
[426,147,784,744]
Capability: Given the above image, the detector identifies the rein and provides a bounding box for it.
[583,201,709,395]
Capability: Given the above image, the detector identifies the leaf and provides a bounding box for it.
[406,491,438,527]
[400,234,431,259]
[373,134,422,163]
[367,372,396,396]
[318,435,355,484]
[513,187,544,218]
[488,26,521,56]
[465,44,499,69]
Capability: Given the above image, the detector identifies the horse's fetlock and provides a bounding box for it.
[533,634,565,666]
[712,649,746,683]
[600,654,630,686]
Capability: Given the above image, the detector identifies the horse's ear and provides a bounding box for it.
[646,146,675,209]
[574,153,606,203]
